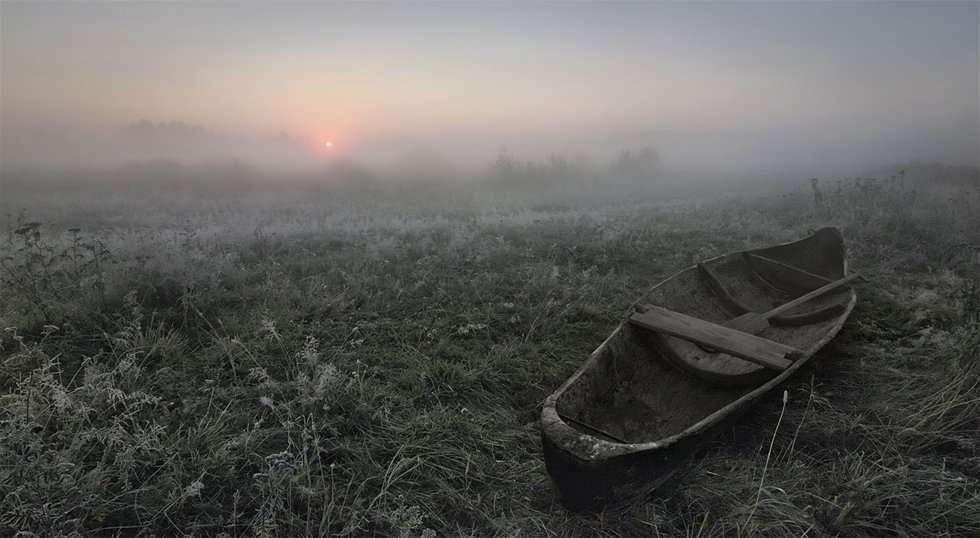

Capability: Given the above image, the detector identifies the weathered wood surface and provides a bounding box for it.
[630,304,800,370]
[722,272,861,333]
[541,228,857,511]
[744,253,833,289]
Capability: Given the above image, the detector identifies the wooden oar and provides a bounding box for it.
[723,272,862,334]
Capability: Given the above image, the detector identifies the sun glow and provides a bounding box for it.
[325,141,334,149]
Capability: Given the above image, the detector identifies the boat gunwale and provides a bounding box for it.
[541,229,856,462]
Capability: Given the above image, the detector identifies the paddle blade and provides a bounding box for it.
[722,312,771,334]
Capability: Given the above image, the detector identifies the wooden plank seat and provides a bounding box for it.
[630,304,803,371]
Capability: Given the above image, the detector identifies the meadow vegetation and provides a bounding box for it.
[1,162,977,536]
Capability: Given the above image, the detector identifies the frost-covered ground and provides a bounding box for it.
[1,165,977,536]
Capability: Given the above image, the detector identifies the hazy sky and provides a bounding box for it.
[2,0,978,172]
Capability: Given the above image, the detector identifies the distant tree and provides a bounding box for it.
[544,152,594,182]
[612,146,660,180]
[489,147,526,183]
[121,120,213,140]
[123,119,156,136]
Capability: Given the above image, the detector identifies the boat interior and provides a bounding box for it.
[553,229,853,445]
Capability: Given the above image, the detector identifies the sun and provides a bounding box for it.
[324,141,334,149]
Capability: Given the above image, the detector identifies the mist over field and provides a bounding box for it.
[2,1,978,188]
[2,2,979,537]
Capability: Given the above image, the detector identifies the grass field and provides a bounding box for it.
[1,164,978,536]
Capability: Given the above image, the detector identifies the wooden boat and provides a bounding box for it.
[540,227,858,512]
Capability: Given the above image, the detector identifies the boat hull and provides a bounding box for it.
[542,400,719,512]
[540,228,856,511]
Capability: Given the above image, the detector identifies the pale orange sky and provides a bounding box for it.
[2,1,978,171]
